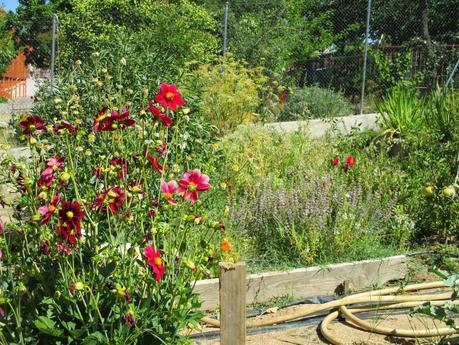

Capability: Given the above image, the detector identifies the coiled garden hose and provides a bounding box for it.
[201,280,459,344]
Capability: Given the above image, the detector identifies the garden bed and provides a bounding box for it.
[194,255,407,311]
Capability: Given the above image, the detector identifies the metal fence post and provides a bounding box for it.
[223,1,229,60]
[360,0,372,115]
[50,13,58,86]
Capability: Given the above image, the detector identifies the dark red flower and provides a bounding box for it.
[38,173,55,187]
[19,116,45,135]
[56,223,81,244]
[93,167,103,179]
[331,156,339,167]
[58,201,85,235]
[38,240,51,256]
[123,312,136,327]
[153,84,185,112]
[346,156,356,169]
[147,103,173,128]
[0,221,2,235]
[93,107,135,132]
[93,187,125,213]
[110,158,128,180]
[54,120,77,135]
[144,150,163,174]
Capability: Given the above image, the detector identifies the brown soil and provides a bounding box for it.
[193,313,458,345]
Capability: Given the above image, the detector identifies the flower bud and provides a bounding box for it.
[59,172,71,184]
[17,283,27,294]
[120,58,127,65]
[442,186,456,198]
[424,185,435,196]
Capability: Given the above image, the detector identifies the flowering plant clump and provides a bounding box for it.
[0,56,233,344]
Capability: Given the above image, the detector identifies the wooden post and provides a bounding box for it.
[219,262,246,345]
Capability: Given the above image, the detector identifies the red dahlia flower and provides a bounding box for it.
[19,116,45,135]
[178,169,210,204]
[331,156,339,167]
[93,186,125,213]
[144,245,165,281]
[57,223,82,244]
[147,103,173,128]
[57,243,73,255]
[153,84,185,112]
[346,156,356,169]
[38,173,55,187]
[160,179,178,205]
[93,107,135,132]
[39,157,65,187]
[38,193,61,225]
[110,158,128,180]
[54,120,77,135]
[58,201,85,235]
[144,150,163,174]
[43,156,65,175]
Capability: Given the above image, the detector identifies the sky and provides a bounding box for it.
[1,0,19,12]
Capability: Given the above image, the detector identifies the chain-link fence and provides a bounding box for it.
[212,0,459,114]
[1,0,458,113]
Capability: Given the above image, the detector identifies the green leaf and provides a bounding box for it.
[82,332,106,345]
[99,261,116,279]
[33,316,63,337]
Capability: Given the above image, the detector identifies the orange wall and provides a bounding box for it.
[0,52,28,100]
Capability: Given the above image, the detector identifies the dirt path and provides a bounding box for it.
[193,313,458,345]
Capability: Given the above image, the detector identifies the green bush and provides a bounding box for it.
[422,87,458,141]
[278,86,354,121]
[376,84,424,137]
[183,57,272,131]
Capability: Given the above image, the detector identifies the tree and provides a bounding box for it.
[8,0,54,67]
[0,6,16,73]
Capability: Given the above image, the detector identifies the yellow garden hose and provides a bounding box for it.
[201,280,459,343]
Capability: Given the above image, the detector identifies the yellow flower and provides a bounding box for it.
[220,182,227,190]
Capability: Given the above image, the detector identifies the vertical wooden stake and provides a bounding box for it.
[219,262,246,345]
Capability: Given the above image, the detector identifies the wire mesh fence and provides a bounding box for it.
[214,0,459,113]
[1,0,458,112]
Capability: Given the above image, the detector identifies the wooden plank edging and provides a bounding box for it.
[194,255,407,311]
